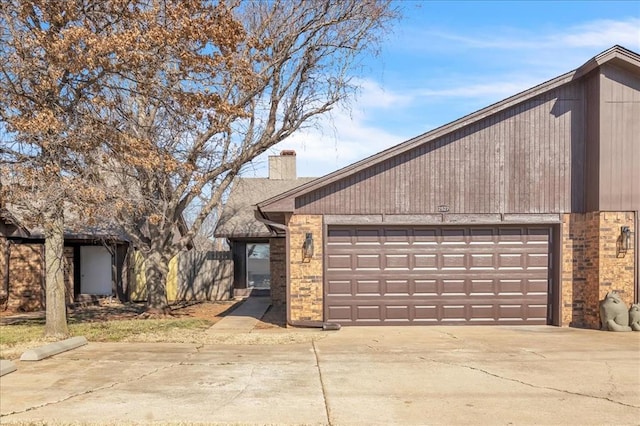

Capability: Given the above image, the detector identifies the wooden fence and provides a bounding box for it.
[130,250,233,302]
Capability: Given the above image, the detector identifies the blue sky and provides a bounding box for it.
[247,0,640,178]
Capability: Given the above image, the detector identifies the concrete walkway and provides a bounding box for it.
[207,296,271,332]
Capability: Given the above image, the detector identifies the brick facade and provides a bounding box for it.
[64,247,75,304]
[7,243,45,311]
[3,243,78,312]
[269,237,286,306]
[0,237,7,303]
[562,212,635,328]
[284,211,636,328]
[288,214,323,322]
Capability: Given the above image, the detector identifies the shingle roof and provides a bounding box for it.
[215,177,316,238]
[0,202,129,241]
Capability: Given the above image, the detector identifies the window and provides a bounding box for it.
[247,243,270,289]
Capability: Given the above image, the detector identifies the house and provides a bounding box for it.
[0,207,131,311]
[215,151,315,303]
[256,45,639,328]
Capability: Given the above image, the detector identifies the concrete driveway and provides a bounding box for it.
[1,326,639,425]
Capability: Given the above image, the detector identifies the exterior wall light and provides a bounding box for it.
[620,226,631,253]
[302,232,314,262]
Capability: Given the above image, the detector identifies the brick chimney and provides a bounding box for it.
[268,150,297,180]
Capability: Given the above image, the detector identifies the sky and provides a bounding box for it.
[246,0,640,179]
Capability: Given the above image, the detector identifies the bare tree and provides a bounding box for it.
[2,0,397,315]
[0,1,249,326]
[0,1,127,336]
[99,0,396,313]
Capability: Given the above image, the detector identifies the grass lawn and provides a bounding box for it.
[0,301,242,360]
[0,318,214,360]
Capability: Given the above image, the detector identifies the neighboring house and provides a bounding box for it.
[257,45,639,328]
[0,207,130,311]
[215,151,315,302]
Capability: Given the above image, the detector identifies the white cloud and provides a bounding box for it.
[409,18,640,52]
[415,80,542,99]
[243,16,640,179]
[560,19,640,48]
[245,80,411,178]
[351,78,413,109]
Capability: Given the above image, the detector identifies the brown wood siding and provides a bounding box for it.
[296,83,586,215]
[598,63,640,213]
[585,71,601,212]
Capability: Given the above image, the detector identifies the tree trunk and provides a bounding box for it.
[144,248,171,314]
[44,211,69,338]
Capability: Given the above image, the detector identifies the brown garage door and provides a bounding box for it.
[325,225,551,325]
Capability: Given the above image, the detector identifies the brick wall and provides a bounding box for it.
[8,243,45,311]
[0,237,7,302]
[64,247,75,304]
[288,214,323,322]
[597,212,635,323]
[269,237,286,306]
[562,212,635,328]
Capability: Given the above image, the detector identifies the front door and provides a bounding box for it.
[80,246,112,295]
[247,243,270,289]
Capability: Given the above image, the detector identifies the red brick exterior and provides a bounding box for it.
[562,212,635,328]
[288,214,323,322]
[7,243,45,311]
[0,236,7,302]
[2,243,77,312]
[269,237,286,306]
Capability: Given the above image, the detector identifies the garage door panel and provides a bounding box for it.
[356,254,380,269]
[527,279,549,293]
[470,305,497,319]
[469,280,494,294]
[442,254,465,268]
[414,254,437,269]
[327,305,352,321]
[384,254,410,269]
[442,305,466,320]
[527,253,549,268]
[325,225,551,325]
[356,280,381,295]
[441,280,466,295]
[414,280,438,294]
[470,253,495,268]
[385,305,410,321]
[326,254,353,270]
[356,305,382,321]
[386,280,410,295]
[498,253,525,268]
[326,280,352,295]
[414,305,439,320]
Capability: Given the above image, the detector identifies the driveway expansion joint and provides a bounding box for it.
[432,359,640,410]
[0,362,181,418]
[312,340,333,426]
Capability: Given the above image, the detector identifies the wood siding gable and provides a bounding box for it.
[296,82,585,215]
[259,46,640,218]
[597,63,640,213]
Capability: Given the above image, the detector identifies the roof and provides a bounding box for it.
[0,202,129,241]
[258,45,640,214]
[0,208,31,237]
[215,177,316,238]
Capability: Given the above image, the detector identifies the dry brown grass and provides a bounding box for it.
[0,299,328,360]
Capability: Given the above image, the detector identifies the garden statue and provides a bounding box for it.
[599,291,631,332]
[629,304,640,332]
